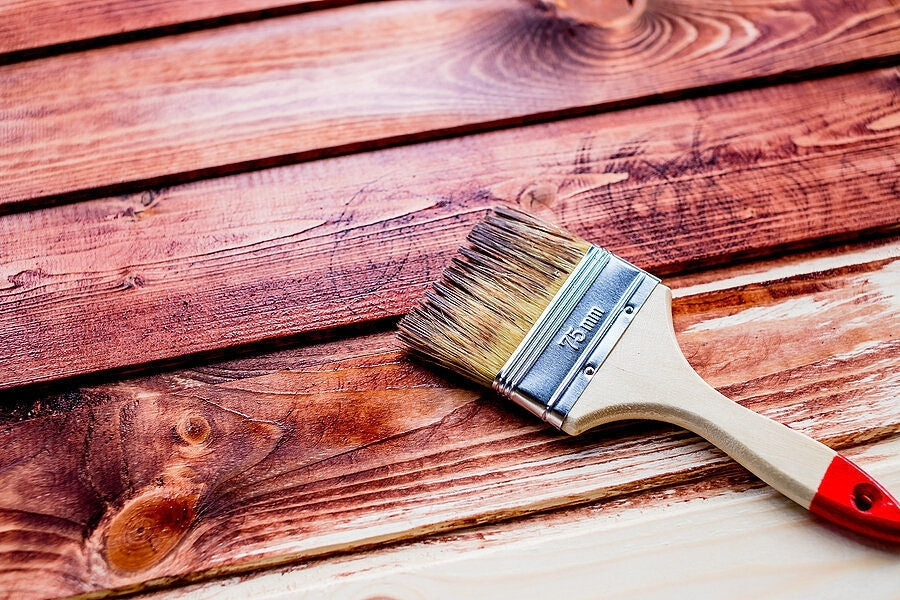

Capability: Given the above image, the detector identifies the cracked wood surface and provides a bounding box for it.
[1,0,898,208]
[0,239,897,599]
[1,68,898,391]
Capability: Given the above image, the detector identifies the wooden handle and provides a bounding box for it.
[561,285,900,542]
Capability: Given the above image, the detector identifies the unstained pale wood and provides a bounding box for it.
[1,0,897,207]
[1,68,897,391]
[563,285,836,508]
[144,436,900,600]
[0,242,896,599]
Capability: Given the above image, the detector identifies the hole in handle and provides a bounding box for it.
[853,483,882,512]
[810,455,900,542]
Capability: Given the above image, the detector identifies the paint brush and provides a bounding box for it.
[398,207,900,542]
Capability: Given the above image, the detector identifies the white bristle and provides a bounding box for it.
[397,207,591,386]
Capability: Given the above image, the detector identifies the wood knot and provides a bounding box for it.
[540,0,646,28]
[105,490,199,572]
[7,268,47,290]
[175,414,211,446]
[121,274,145,290]
[520,182,559,212]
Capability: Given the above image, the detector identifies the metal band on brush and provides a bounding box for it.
[492,246,659,429]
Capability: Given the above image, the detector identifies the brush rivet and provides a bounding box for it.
[624,305,635,314]
[584,366,596,376]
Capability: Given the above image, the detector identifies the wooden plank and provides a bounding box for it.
[0,243,896,599]
[0,1,354,58]
[1,0,898,208]
[1,68,898,391]
[2,236,895,422]
[146,436,900,600]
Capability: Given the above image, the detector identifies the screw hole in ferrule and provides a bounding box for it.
[492,247,659,429]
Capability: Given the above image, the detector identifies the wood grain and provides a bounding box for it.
[2,0,896,596]
[3,237,894,424]
[1,0,898,208]
[0,243,896,599]
[1,68,898,391]
[0,1,355,58]
[145,436,900,600]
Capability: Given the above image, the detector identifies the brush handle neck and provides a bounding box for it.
[561,285,900,542]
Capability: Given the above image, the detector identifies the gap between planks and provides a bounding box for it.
[5,232,892,423]
[0,0,381,61]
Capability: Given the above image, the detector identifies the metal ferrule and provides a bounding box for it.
[492,246,659,429]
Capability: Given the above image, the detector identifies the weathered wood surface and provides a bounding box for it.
[144,436,900,600]
[3,0,899,598]
[0,0,350,57]
[1,240,897,599]
[1,0,898,208]
[2,68,898,391]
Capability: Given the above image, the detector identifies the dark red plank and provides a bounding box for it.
[1,0,897,208]
[0,70,900,387]
[0,68,898,390]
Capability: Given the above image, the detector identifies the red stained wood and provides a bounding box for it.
[1,69,898,391]
[0,0,346,57]
[134,438,900,600]
[0,0,897,208]
[0,247,896,599]
[1,1,898,595]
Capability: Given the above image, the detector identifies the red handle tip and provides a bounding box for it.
[809,454,900,543]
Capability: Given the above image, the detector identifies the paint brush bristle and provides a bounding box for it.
[398,207,591,386]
